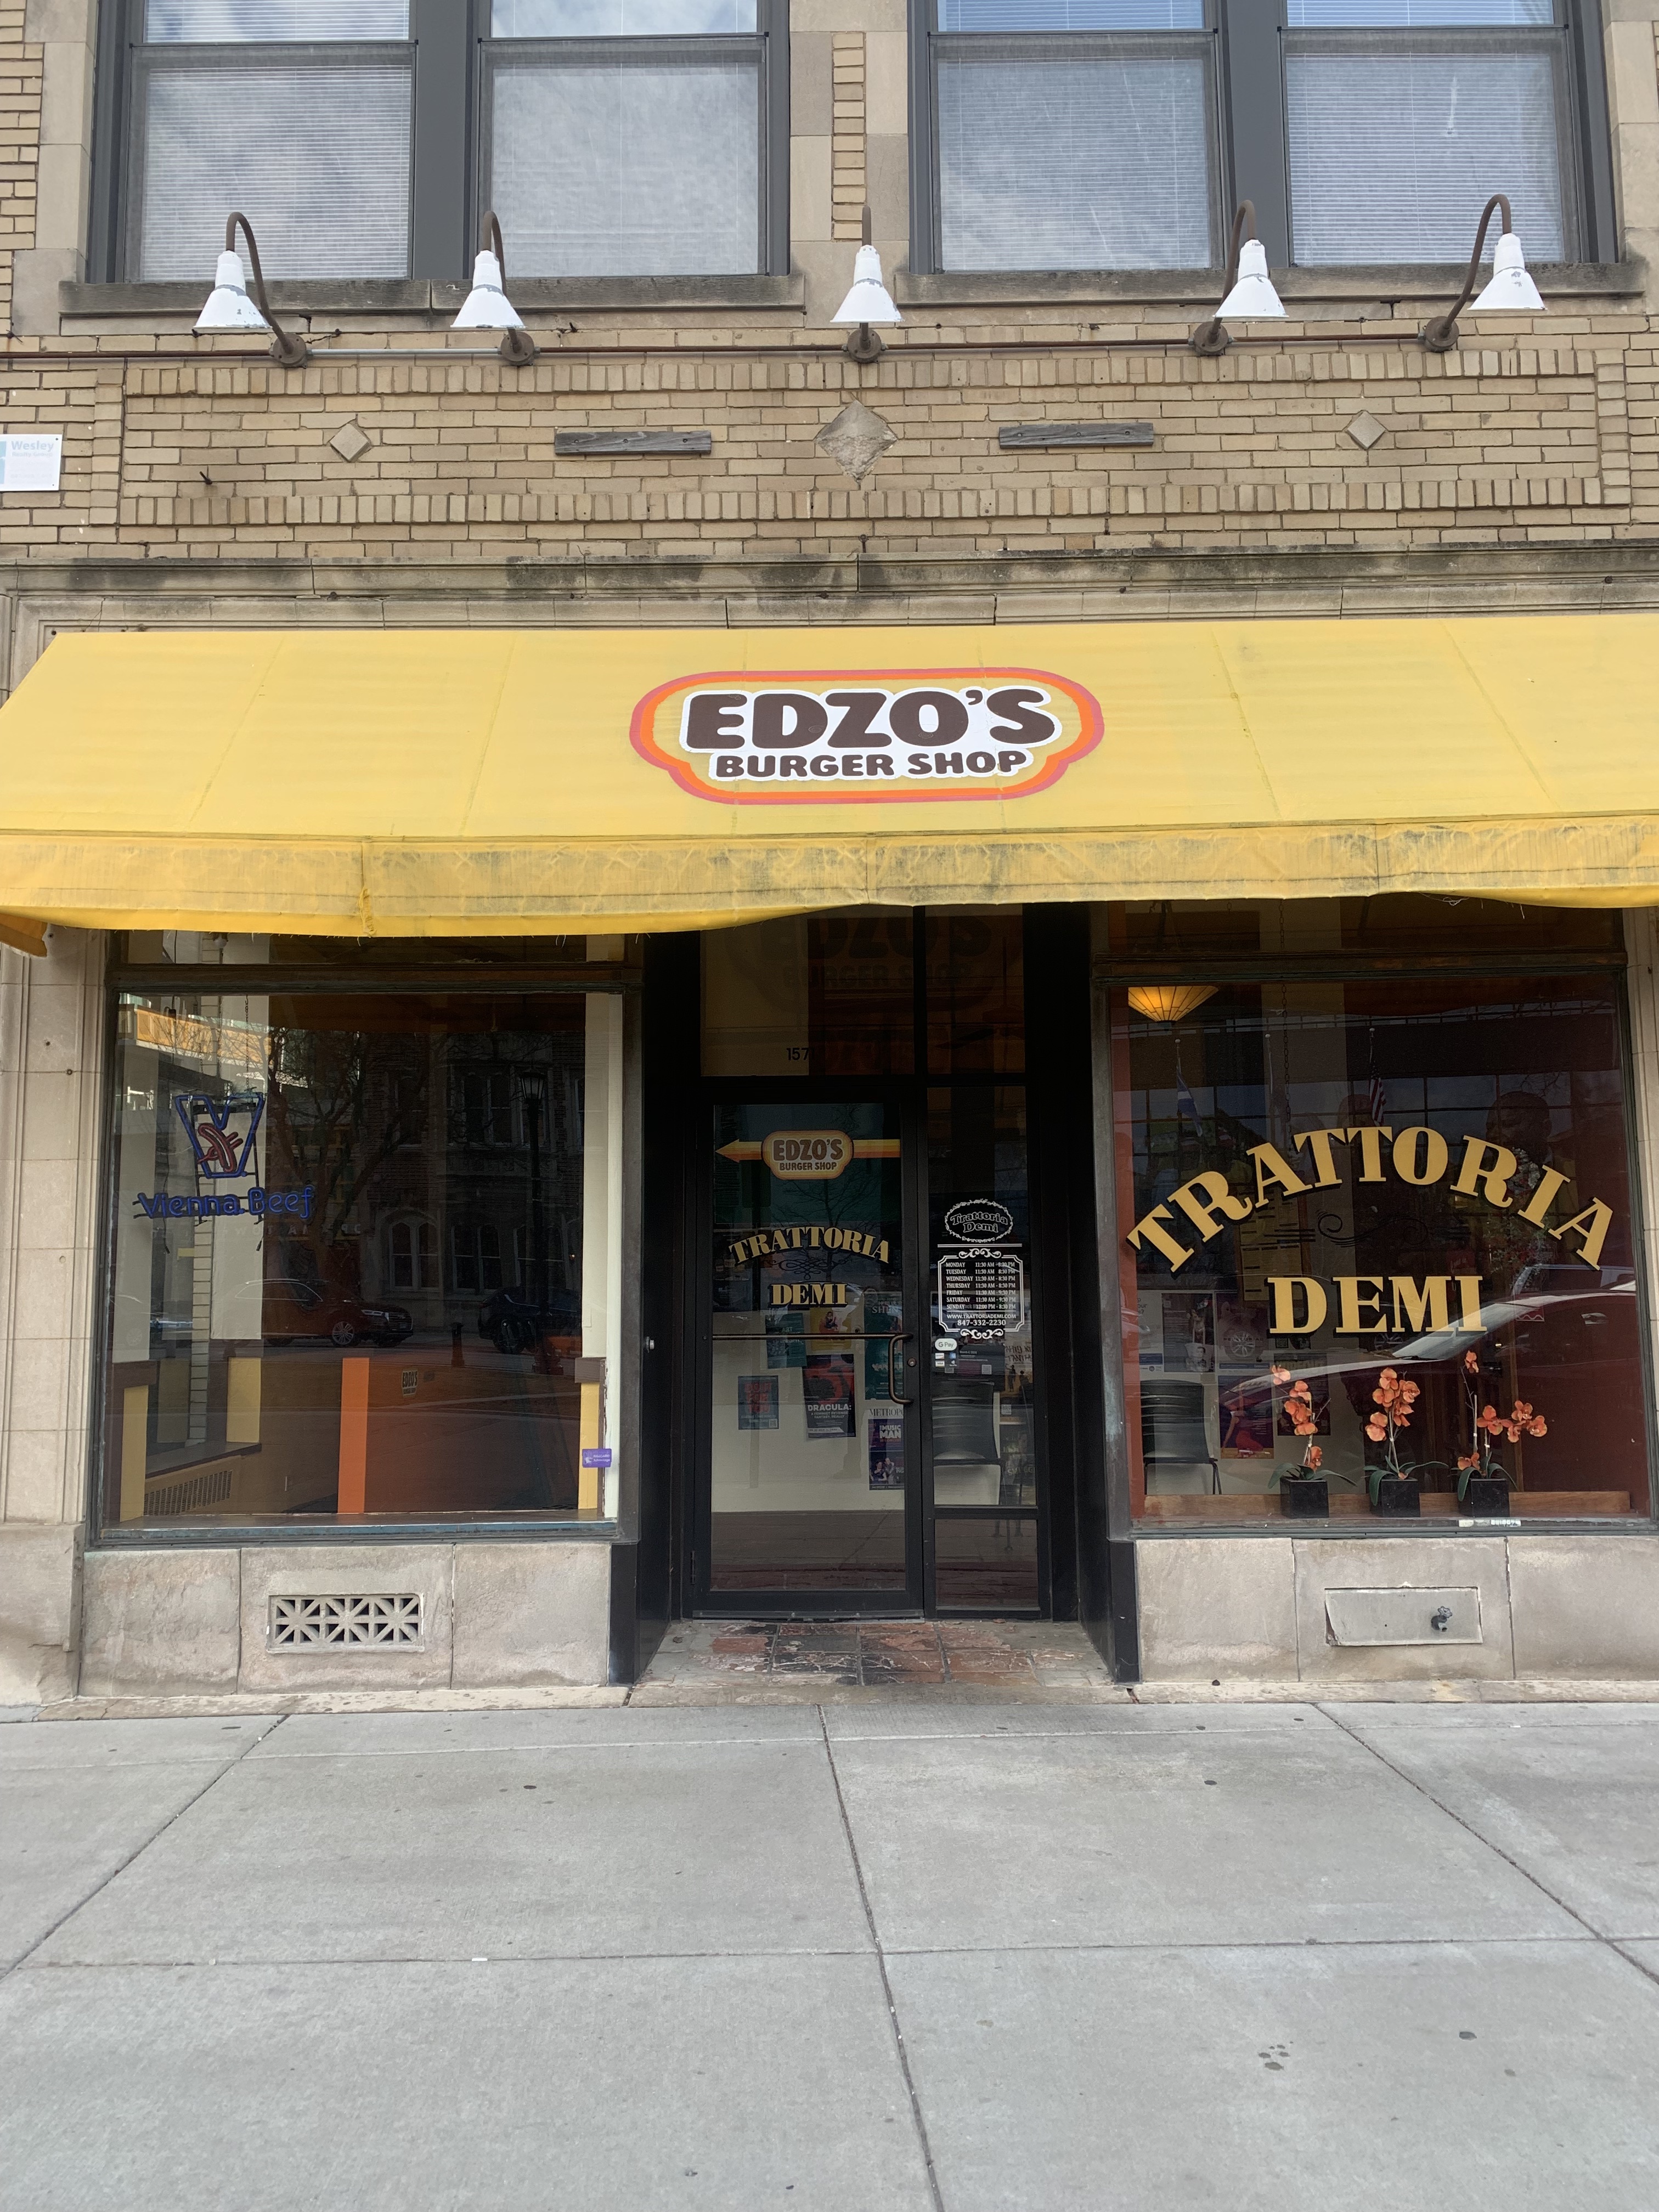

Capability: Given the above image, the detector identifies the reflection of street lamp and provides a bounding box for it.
[515,1067,549,1313]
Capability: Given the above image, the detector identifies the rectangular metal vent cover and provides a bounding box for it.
[268,1594,423,1649]
[1325,1587,1482,1647]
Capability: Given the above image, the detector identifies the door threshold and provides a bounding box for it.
[643,1617,1104,1695]
[691,1611,1047,1625]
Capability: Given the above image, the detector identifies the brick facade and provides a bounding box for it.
[0,322,1651,567]
[0,4,41,337]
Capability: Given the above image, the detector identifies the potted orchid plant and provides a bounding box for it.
[1269,1367,1330,1517]
[1364,1366,1425,1515]
[1457,1349,1545,1515]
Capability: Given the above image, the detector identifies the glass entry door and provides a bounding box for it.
[689,907,1045,1617]
[702,1098,918,1605]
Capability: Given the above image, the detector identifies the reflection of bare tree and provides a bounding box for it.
[264,1026,430,1255]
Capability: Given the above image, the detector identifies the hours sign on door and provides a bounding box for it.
[937,1248,1025,1339]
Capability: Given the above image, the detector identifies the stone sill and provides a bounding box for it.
[896,261,1647,308]
[15,541,1659,603]
[60,274,805,324]
[91,1517,622,1548]
[1131,1519,1656,1540]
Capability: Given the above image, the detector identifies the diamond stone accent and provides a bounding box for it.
[328,420,373,462]
[816,399,896,486]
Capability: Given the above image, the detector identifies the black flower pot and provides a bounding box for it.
[1462,1475,1513,1517]
[1279,1476,1329,1519]
[1372,1475,1421,1517]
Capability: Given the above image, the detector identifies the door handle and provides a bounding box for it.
[888,1332,915,1407]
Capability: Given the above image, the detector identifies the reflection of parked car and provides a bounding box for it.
[1215,1282,1641,1468]
[477,1286,582,1355]
[263,1276,413,1348]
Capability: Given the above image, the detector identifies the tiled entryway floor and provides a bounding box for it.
[636,1617,1118,1698]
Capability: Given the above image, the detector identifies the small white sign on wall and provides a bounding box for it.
[0,435,62,492]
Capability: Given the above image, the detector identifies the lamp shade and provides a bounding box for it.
[194,249,272,335]
[832,244,902,328]
[1471,229,1544,313]
[1126,982,1218,1025]
[1216,238,1285,321]
[452,249,526,332]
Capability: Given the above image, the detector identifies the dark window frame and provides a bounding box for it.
[86,948,637,1551]
[907,0,1616,277]
[1094,912,1659,1539]
[89,0,790,286]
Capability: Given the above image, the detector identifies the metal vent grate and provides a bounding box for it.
[268,1594,423,1649]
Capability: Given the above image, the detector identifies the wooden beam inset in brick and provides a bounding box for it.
[554,430,713,456]
[999,422,1156,450]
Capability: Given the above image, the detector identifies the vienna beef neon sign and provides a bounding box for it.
[1126,1122,1614,1335]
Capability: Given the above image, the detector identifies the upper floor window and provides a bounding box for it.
[129,2,415,281]
[929,1,1217,272]
[100,0,784,284]
[914,0,1606,273]
[487,3,769,276]
[1282,0,1570,264]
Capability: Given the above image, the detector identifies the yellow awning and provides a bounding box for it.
[2,616,1658,938]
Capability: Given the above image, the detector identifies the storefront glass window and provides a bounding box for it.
[1114,967,1650,1523]
[102,988,624,1526]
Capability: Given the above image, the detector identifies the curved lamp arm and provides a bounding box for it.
[1189,200,1257,358]
[225,212,309,369]
[1419,193,1510,354]
[482,212,538,366]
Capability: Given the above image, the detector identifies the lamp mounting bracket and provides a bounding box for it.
[1419,192,1512,354]
[224,212,309,370]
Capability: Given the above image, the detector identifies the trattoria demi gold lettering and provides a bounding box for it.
[1133,1120,1615,1317]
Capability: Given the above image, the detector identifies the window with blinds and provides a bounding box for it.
[129,1,415,282]
[930,2,1216,271]
[485,1,769,277]
[917,0,1592,273]
[1284,0,1571,263]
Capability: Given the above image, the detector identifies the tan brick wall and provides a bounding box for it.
[831,35,867,244]
[0,317,1652,564]
[0,4,42,334]
[0,12,1652,569]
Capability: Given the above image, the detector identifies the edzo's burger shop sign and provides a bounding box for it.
[631,666,1102,804]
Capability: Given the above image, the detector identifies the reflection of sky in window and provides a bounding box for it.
[1288,0,1550,20]
[1130,997,1607,1195]
[492,1,757,31]
[147,1,409,37]
[940,1,1204,24]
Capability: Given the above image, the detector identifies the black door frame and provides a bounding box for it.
[636,908,1113,1639]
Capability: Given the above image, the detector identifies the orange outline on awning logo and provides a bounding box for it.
[719,1133,902,1180]
[631,666,1103,806]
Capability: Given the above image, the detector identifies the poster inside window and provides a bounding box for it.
[1115,968,1649,1522]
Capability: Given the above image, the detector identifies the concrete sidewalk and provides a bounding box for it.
[3,1699,1659,2210]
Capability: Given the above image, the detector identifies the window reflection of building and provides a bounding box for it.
[107,988,600,1525]
[1116,905,1647,1525]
